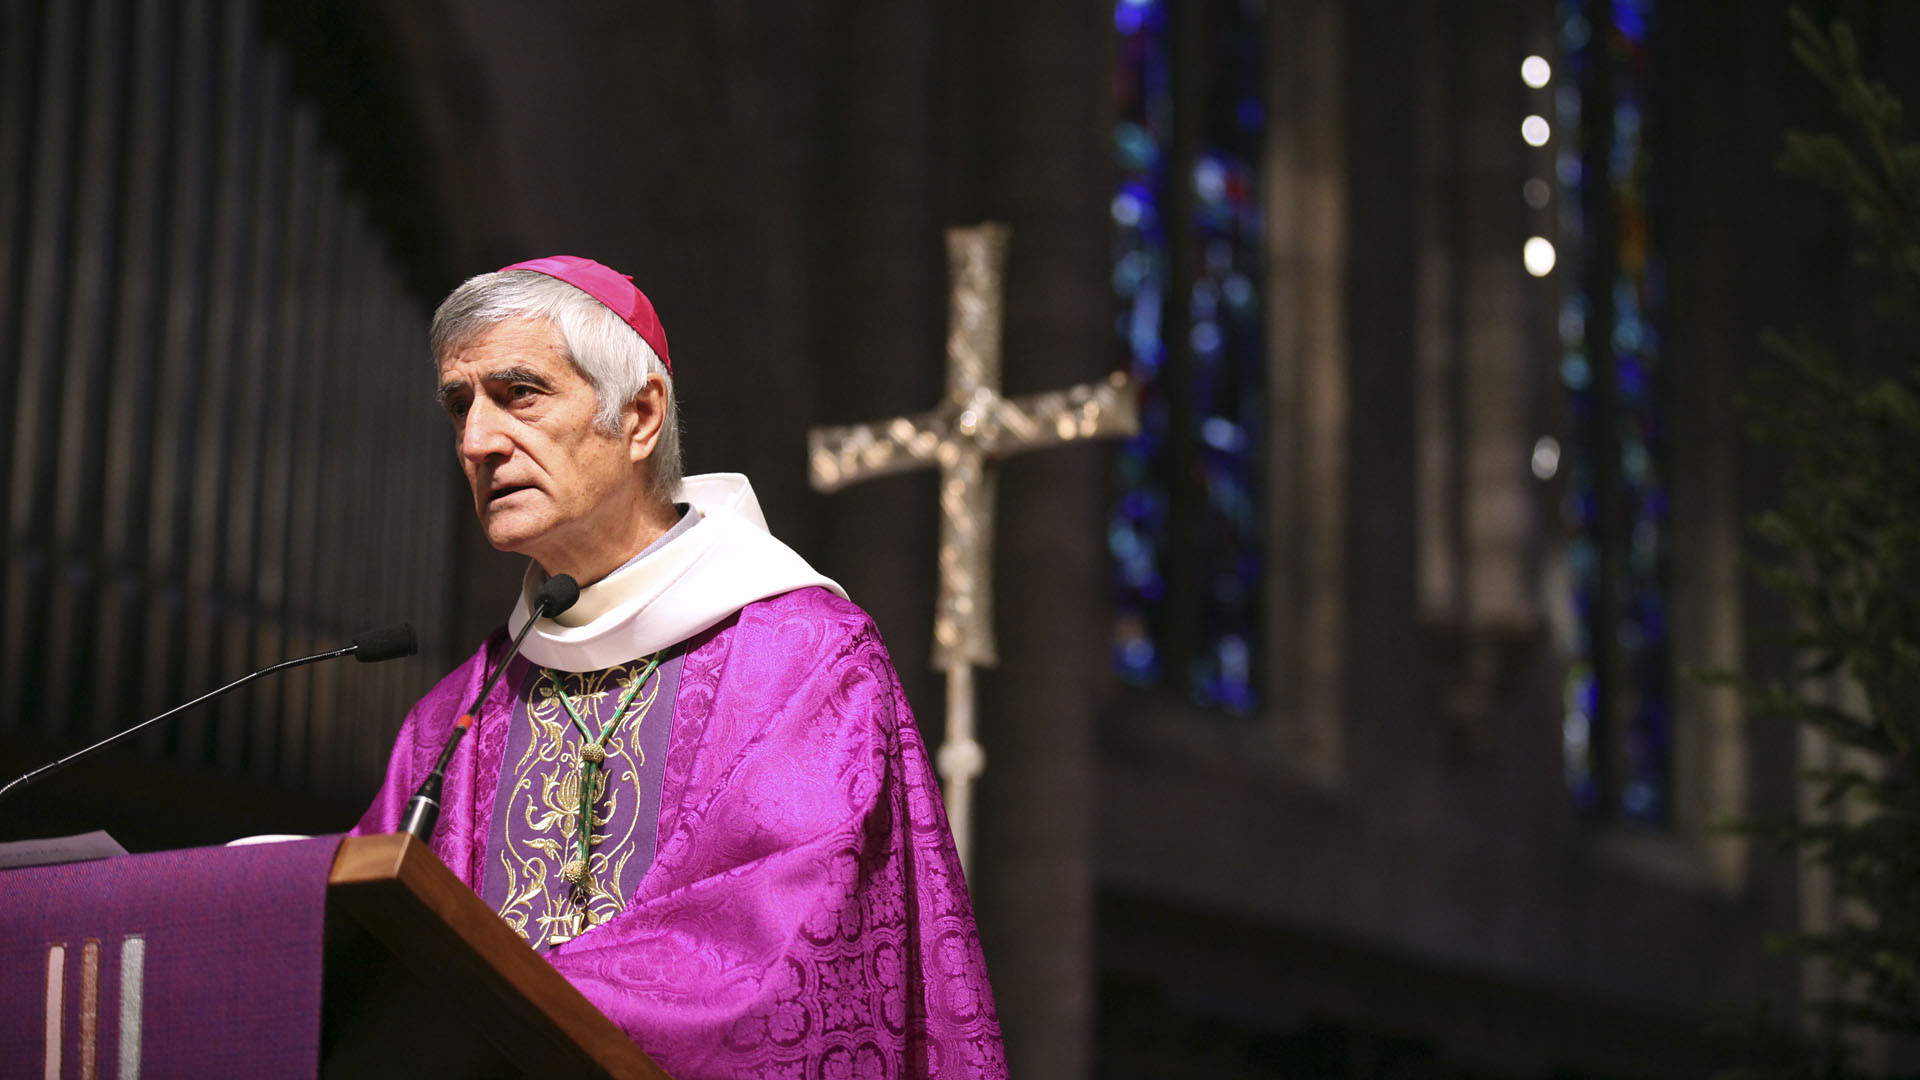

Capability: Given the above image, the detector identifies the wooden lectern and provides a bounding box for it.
[325,833,670,1078]
[1,833,670,1079]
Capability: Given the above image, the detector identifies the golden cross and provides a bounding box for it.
[807,223,1138,872]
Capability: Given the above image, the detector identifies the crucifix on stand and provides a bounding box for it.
[806,223,1138,875]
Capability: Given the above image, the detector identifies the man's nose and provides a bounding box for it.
[460,400,513,461]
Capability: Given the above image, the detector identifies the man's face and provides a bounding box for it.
[435,317,646,571]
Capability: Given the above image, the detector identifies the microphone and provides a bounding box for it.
[349,623,421,664]
[0,623,419,805]
[398,575,579,842]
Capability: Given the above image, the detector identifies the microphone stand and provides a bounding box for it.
[0,626,417,805]
[399,576,578,842]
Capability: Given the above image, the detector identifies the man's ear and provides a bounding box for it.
[627,374,667,463]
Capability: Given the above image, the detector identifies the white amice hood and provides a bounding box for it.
[507,473,845,672]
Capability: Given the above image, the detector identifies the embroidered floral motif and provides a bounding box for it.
[495,661,661,947]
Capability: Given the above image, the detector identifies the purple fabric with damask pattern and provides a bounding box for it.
[354,587,1005,1079]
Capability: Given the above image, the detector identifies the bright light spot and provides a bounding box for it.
[1192,157,1226,204]
[1524,236,1557,276]
[1563,711,1590,748]
[1531,436,1561,480]
[1522,114,1551,146]
[1219,634,1249,681]
[1201,416,1244,453]
[1522,55,1552,88]
[1524,178,1551,208]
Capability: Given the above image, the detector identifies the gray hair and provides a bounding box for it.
[430,270,682,501]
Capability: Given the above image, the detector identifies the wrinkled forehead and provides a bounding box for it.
[434,318,589,395]
[435,315,572,371]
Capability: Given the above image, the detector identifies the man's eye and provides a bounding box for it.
[509,384,539,401]
[444,399,471,419]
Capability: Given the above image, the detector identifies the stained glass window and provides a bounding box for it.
[1110,0,1264,715]
[1554,0,1670,823]
[1111,0,1173,690]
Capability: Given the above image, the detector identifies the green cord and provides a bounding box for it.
[548,654,662,881]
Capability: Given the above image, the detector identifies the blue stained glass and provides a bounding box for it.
[1190,322,1223,354]
[1223,274,1255,311]
[1206,239,1236,277]
[1569,536,1598,576]
[1612,0,1647,41]
[1114,124,1159,171]
[1201,416,1245,453]
[1557,0,1670,825]
[1614,318,1644,354]
[1557,85,1583,125]
[1643,486,1668,520]
[1563,13,1592,49]
[1119,635,1158,680]
[1113,251,1154,295]
[1193,157,1228,203]
[1560,305,1587,345]
[1613,103,1641,138]
[1551,153,1582,189]
[1111,0,1174,688]
[1192,279,1220,316]
[1638,594,1666,641]
[1110,0,1264,715]
[1621,439,1649,482]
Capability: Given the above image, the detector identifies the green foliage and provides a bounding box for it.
[1727,8,1920,1076]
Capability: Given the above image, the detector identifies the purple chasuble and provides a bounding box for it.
[482,651,681,948]
[353,587,1005,1079]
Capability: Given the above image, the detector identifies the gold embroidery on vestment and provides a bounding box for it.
[495,660,660,947]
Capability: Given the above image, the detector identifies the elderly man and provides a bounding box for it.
[354,257,1005,1079]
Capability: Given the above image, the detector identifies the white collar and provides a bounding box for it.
[507,473,845,671]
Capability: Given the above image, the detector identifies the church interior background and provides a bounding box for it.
[3,0,1916,1075]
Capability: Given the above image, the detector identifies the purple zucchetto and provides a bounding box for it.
[500,255,671,374]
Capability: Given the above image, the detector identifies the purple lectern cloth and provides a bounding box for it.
[0,835,339,1079]
[355,587,1006,1079]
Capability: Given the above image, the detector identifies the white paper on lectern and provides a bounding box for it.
[0,829,128,870]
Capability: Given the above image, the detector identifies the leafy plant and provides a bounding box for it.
[1719,8,1920,1076]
